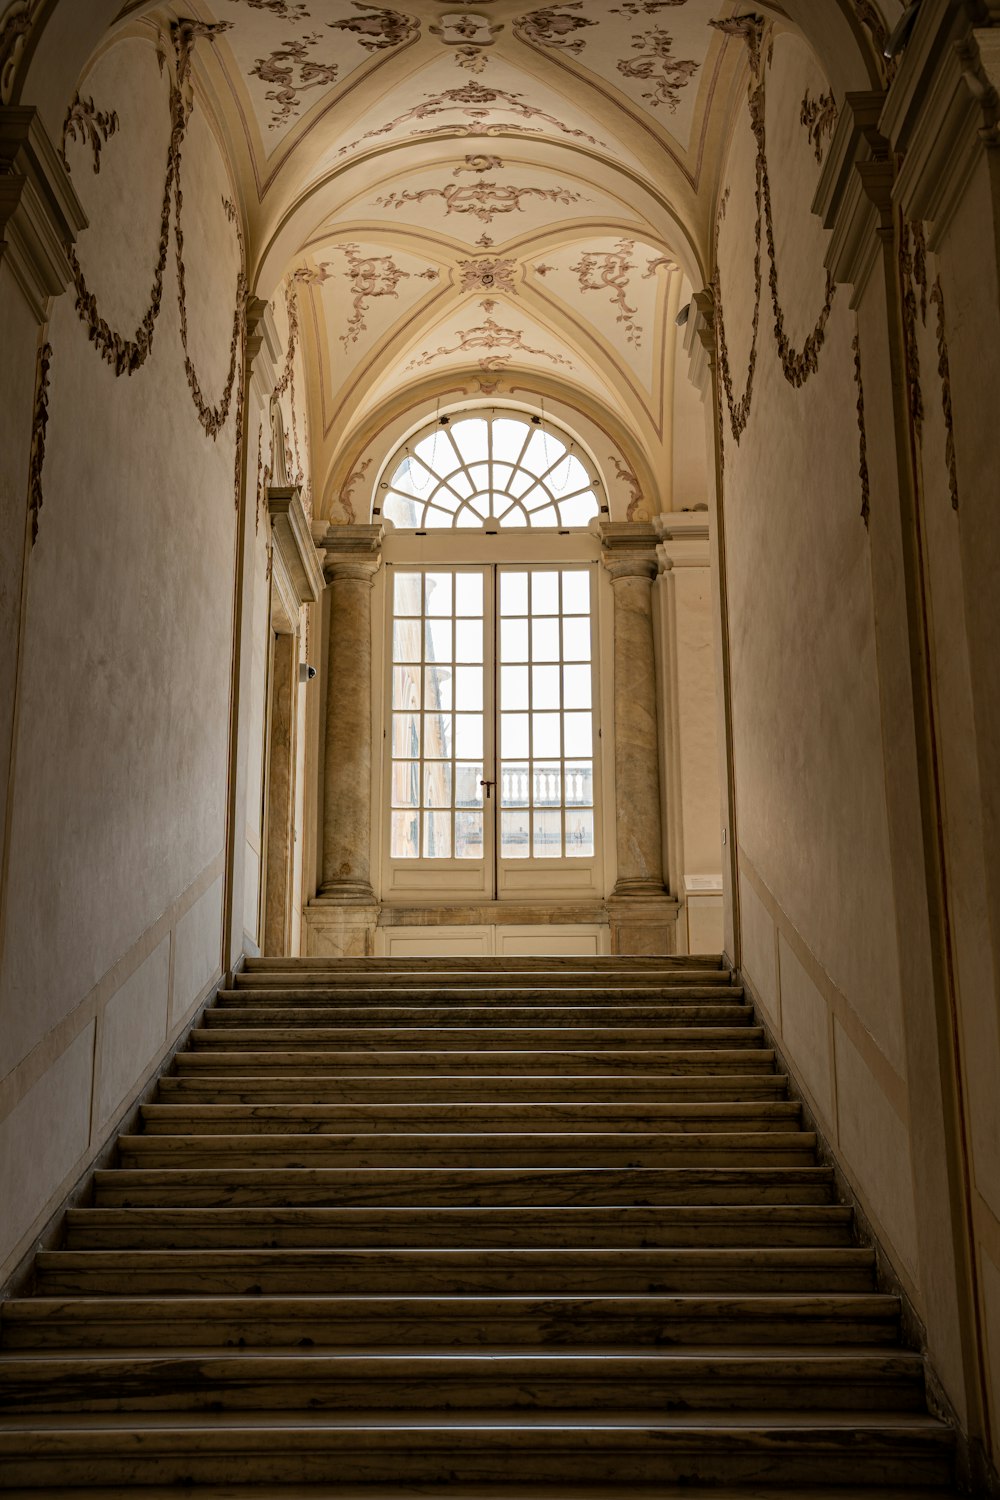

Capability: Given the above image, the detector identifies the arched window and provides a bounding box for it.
[380,411,602,530]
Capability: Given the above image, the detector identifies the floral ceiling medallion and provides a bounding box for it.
[430,10,503,71]
[458,257,517,294]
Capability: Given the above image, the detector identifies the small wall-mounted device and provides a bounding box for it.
[299,664,317,682]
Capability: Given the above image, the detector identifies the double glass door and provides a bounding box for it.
[384,563,601,901]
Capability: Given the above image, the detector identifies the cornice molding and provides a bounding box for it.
[318,521,384,584]
[268,484,325,606]
[0,105,86,323]
[655,510,711,570]
[595,519,660,581]
[813,91,891,304]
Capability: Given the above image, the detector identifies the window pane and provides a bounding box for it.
[532,664,560,709]
[562,571,591,613]
[501,617,529,662]
[532,617,560,662]
[455,620,483,663]
[501,665,529,711]
[391,761,419,807]
[565,808,594,858]
[448,471,473,499]
[424,810,452,859]
[425,572,453,616]
[394,573,422,615]
[564,711,593,757]
[424,762,452,808]
[455,573,483,616]
[455,713,483,758]
[451,417,489,465]
[469,463,490,492]
[391,810,420,858]
[559,493,598,527]
[565,761,594,806]
[456,505,482,529]
[425,620,452,662]
[392,713,420,758]
[533,809,562,858]
[424,663,452,711]
[393,621,421,663]
[454,666,483,710]
[455,762,484,807]
[492,418,530,466]
[391,457,435,496]
[562,664,591,709]
[384,494,421,528]
[392,664,421,710]
[532,712,561,757]
[532,571,559,614]
[533,762,562,806]
[501,808,530,859]
[501,572,528,615]
[500,762,528,807]
[501,713,529,758]
[455,810,483,859]
[423,712,452,758]
[563,616,591,661]
[533,505,559,527]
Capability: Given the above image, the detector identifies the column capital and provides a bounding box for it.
[318,523,384,585]
[596,520,659,583]
[0,105,86,323]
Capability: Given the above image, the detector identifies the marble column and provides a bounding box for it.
[305,525,383,956]
[600,523,679,953]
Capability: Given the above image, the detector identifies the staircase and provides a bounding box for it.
[0,954,959,1495]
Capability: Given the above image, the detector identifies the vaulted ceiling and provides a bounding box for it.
[102,0,890,516]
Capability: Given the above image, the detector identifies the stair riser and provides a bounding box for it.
[115,1144,818,1171]
[138,1109,803,1136]
[172,1053,777,1075]
[187,1030,766,1051]
[0,1435,955,1489]
[155,1078,791,1103]
[92,1167,836,1208]
[2,1373,925,1416]
[206,1007,754,1025]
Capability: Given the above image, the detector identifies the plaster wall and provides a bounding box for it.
[716,31,918,1286]
[0,34,243,1280]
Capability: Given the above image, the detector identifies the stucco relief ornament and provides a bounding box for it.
[250,34,339,128]
[407,316,572,370]
[608,453,647,523]
[454,153,503,174]
[330,5,420,51]
[60,95,119,174]
[610,1,689,13]
[458,256,517,294]
[0,0,45,105]
[570,239,644,347]
[377,178,584,223]
[297,245,437,347]
[337,80,605,156]
[800,88,837,164]
[617,25,699,111]
[515,4,595,55]
[339,457,372,524]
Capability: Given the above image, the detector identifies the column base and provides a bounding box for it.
[606,893,681,956]
[303,897,380,957]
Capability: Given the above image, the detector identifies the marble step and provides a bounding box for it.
[0,1292,903,1350]
[221,986,744,1004]
[92,1164,838,1208]
[155,1072,792,1104]
[237,959,730,982]
[208,1001,754,1024]
[0,1413,956,1489]
[0,1350,927,1415]
[172,1049,778,1075]
[138,1101,803,1135]
[0,1487,966,1500]
[63,1204,855,1250]
[187,1026,765,1051]
[33,1247,877,1297]
[116,1131,818,1171]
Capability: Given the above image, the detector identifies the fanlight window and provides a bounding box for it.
[380,413,601,530]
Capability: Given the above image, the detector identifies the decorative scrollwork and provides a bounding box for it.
[27,341,52,546]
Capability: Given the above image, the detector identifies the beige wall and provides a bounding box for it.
[0,33,262,1284]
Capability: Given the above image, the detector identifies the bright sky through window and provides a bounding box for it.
[381,413,601,530]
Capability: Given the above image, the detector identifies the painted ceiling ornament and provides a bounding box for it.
[643,252,674,278]
[514,3,595,55]
[610,0,689,14]
[250,34,339,128]
[617,24,700,111]
[407,315,573,370]
[60,94,119,174]
[570,238,645,348]
[454,153,503,174]
[458,256,517,294]
[376,178,585,223]
[608,453,647,522]
[431,12,501,45]
[337,79,605,156]
[234,0,310,17]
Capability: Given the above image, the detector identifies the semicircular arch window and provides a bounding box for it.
[380,413,602,530]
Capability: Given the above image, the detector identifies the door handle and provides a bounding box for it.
[480,778,496,799]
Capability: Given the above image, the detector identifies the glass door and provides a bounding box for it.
[382,562,601,902]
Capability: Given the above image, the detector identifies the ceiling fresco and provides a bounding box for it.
[95,0,883,519]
